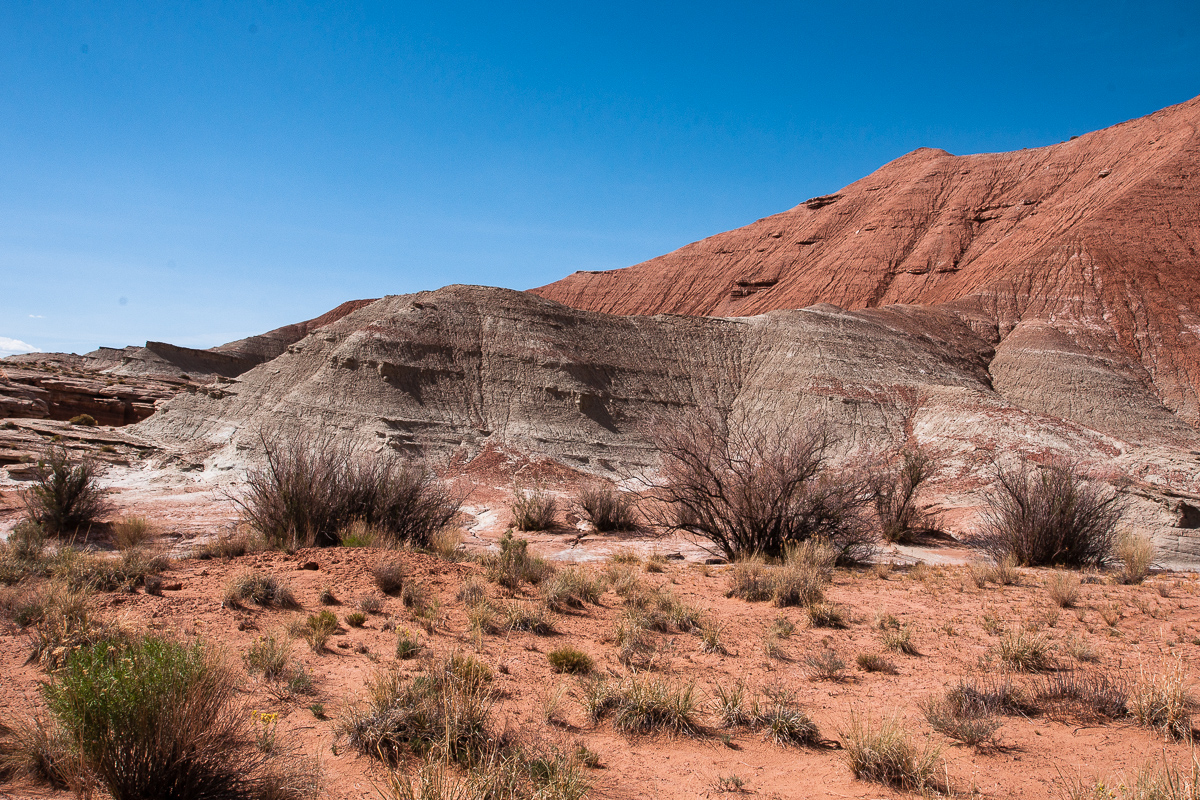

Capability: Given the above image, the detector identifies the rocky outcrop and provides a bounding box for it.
[135,285,1200,560]
[0,362,176,426]
[533,95,1200,438]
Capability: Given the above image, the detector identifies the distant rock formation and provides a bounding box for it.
[534,95,1200,433]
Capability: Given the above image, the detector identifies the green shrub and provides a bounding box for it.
[395,629,423,660]
[482,531,553,589]
[547,646,593,674]
[22,445,109,536]
[345,611,367,628]
[303,610,338,652]
[42,636,269,800]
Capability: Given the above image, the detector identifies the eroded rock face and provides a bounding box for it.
[135,285,1200,561]
[533,95,1200,436]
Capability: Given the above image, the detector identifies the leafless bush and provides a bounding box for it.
[647,411,875,562]
[233,432,463,549]
[873,449,939,544]
[22,445,110,537]
[577,485,638,532]
[971,458,1126,567]
[1034,669,1130,721]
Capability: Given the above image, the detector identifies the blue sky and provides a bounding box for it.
[2,1,1198,356]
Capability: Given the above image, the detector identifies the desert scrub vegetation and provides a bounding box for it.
[726,552,829,609]
[32,634,317,799]
[710,683,821,746]
[482,531,553,589]
[855,653,897,674]
[648,411,876,563]
[1047,569,1081,607]
[1064,752,1200,800]
[301,610,339,652]
[511,485,557,531]
[337,652,494,765]
[111,514,153,550]
[233,431,463,549]
[547,646,593,674]
[22,444,110,537]
[872,448,938,543]
[383,745,591,800]
[585,676,702,736]
[373,558,406,594]
[995,628,1055,672]
[577,484,638,531]
[840,711,942,792]
[1033,669,1130,721]
[1116,531,1156,584]
[540,566,603,611]
[1130,657,1194,741]
[973,457,1126,567]
[224,572,298,609]
[919,687,1003,748]
[502,601,557,634]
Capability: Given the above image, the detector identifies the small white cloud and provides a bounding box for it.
[0,337,40,358]
[28,314,43,319]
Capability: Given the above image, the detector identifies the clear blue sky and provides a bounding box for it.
[2,1,1198,356]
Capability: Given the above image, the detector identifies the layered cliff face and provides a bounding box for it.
[534,96,1200,433]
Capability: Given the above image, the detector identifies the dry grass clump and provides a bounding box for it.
[224,572,299,609]
[1130,658,1194,741]
[881,624,920,656]
[804,649,847,681]
[547,646,593,674]
[727,558,827,609]
[245,632,292,679]
[234,432,463,549]
[995,628,1055,672]
[856,653,898,674]
[973,458,1126,567]
[540,566,603,612]
[22,445,110,537]
[384,745,591,800]
[456,576,488,606]
[807,602,848,629]
[1047,570,1080,607]
[840,712,942,791]
[395,629,423,660]
[191,526,267,560]
[0,520,49,584]
[111,515,153,550]
[586,676,702,736]
[757,694,820,747]
[577,485,638,531]
[919,687,1003,747]
[1116,531,1156,584]
[502,601,557,635]
[1064,753,1200,800]
[337,652,493,765]
[1034,669,1130,721]
[482,532,554,589]
[372,558,406,594]
[19,581,122,670]
[511,486,557,531]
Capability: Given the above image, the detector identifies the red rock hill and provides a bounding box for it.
[533,96,1200,426]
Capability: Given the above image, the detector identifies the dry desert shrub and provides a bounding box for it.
[804,648,847,681]
[590,676,702,737]
[337,653,493,765]
[972,458,1126,567]
[577,485,638,531]
[224,572,298,609]
[726,558,827,609]
[372,558,406,594]
[245,632,292,679]
[22,445,110,537]
[881,624,920,656]
[511,485,557,531]
[192,526,267,560]
[872,448,939,544]
[234,431,463,550]
[840,712,942,792]
[648,411,876,563]
[807,602,848,629]
[383,745,590,800]
[918,690,1003,748]
[855,653,897,674]
[1116,531,1156,584]
[502,601,557,635]
[301,610,339,652]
